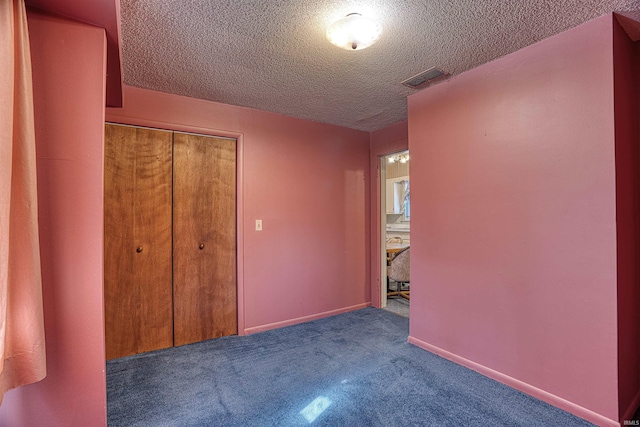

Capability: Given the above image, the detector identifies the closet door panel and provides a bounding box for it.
[104,124,174,359]
[173,132,237,346]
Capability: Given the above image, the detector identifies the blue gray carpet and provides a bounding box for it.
[107,307,593,426]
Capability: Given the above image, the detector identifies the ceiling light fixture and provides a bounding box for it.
[326,13,382,51]
[388,153,410,164]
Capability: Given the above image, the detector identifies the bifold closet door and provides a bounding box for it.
[173,132,237,346]
[104,124,174,360]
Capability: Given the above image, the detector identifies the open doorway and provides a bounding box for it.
[380,151,410,317]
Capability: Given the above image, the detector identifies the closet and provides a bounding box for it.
[104,124,237,360]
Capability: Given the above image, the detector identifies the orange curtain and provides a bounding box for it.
[0,0,46,404]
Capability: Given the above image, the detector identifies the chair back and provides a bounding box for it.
[389,247,410,283]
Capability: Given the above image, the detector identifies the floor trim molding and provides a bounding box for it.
[244,303,370,335]
[407,335,619,427]
[622,389,640,425]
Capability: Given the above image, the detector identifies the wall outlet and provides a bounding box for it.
[255,220,262,231]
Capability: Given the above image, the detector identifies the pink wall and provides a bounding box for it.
[369,121,408,307]
[25,0,122,107]
[613,18,640,422]
[0,11,107,426]
[370,120,408,152]
[106,86,371,334]
[407,15,624,425]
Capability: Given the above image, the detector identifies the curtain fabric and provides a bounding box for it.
[0,0,46,404]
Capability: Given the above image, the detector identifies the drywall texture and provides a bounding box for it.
[0,11,107,427]
[408,14,623,425]
[119,0,640,131]
[106,86,371,334]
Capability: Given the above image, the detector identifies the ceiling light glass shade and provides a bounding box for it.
[326,13,382,51]
[388,153,409,163]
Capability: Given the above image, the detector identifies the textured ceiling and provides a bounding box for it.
[121,0,640,132]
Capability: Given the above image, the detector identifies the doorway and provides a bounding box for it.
[380,151,410,316]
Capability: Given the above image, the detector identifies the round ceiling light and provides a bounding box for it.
[326,13,382,51]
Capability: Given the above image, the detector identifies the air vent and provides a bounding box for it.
[401,67,448,89]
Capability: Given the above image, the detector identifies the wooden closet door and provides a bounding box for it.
[173,132,237,346]
[104,124,174,360]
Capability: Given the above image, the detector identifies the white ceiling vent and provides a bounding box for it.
[402,67,448,89]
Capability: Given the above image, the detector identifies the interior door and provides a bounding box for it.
[104,124,174,360]
[173,132,237,346]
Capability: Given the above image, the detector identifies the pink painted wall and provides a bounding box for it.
[613,18,640,421]
[25,0,122,107]
[106,86,371,333]
[369,121,408,307]
[370,120,408,152]
[0,11,107,427]
[407,15,623,424]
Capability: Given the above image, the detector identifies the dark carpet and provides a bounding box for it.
[107,307,594,426]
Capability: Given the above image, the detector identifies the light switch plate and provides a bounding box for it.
[256,220,262,231]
